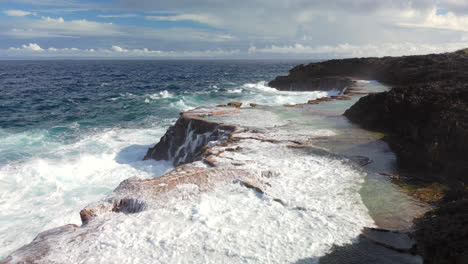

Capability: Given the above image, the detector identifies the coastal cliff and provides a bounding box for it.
[272,49,468,263]
[269,49,468,90]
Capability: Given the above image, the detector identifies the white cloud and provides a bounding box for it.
[399,8,468,32]
[3,9,36,16]
[3,44,240,58]
[4,16,123,38]
[8,43,44,51]
[249,42,468,57]
[97,14,137,18]
[2,16,234,42]
[145,14,222,27]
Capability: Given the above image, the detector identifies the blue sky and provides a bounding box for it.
[1,0,468,59]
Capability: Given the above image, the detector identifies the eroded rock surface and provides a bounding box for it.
[344,82,468,185]
[143,112,235,166]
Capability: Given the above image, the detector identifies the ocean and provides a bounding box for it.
[0,60,328,258]
[0,60,426,263]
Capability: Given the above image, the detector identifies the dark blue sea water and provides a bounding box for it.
[0,60,317,257]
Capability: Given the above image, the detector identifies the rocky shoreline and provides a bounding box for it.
[270,49,468,263]
[3,50,466,263]
[2,86,426,263]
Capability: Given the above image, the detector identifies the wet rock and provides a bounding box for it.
[269,75,354,92]
[227,101,242,108]
[344,82,468,185]
[270,49,468,264]
[144,116,235,166]
[111,198,146,214]
[307,97,334,104]
[1,224,79,264]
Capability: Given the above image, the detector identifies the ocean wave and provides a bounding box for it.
[0,126,173,258]
[242,81,278,92]
[239,81,340,106]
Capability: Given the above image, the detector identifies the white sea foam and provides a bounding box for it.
[0,126,173,258]
[227,88,242,93]
[42,133,374,264]
[169,99,192,111]
[356,80,372,84]
[2,80,383,261]
[148,90,173,100]
[240,81,340,106]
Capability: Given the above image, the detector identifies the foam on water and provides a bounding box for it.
[1,61,384,261]
[41,134,374,264]
[0,126,173,258]
[239,81,340,105]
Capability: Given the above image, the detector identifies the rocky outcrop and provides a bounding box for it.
[269,49,468,90]
[413,199,468,264]
[270,49,468,263]
[143,113,235,166]
[344,81,468,185]
[269,75,354,92]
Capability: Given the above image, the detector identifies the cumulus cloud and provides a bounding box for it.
[2,44,240,58]
[3,42,466,58]
[399,8,468,32]
[8,43,44,51]
[1,0,468,58]
[250,42,468,57]
[3,9,35,16]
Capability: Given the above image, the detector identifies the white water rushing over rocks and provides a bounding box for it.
[2,79,424,263]
[0,79,339,259]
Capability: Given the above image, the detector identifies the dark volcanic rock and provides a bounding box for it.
[413,199,468,264]
[269,75,354,92]
[143,116,235,166]
[344,81,468,185]
[269,49,468,90]
[270,49,468,264]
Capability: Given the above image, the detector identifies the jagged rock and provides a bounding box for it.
[269,75,354,92]
[344,82,468,185]
[143,116,235,166]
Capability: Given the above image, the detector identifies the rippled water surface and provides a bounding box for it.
[0,61,425,263]
[0,60,317,258]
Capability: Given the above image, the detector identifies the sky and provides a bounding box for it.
[0,0,468,59]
